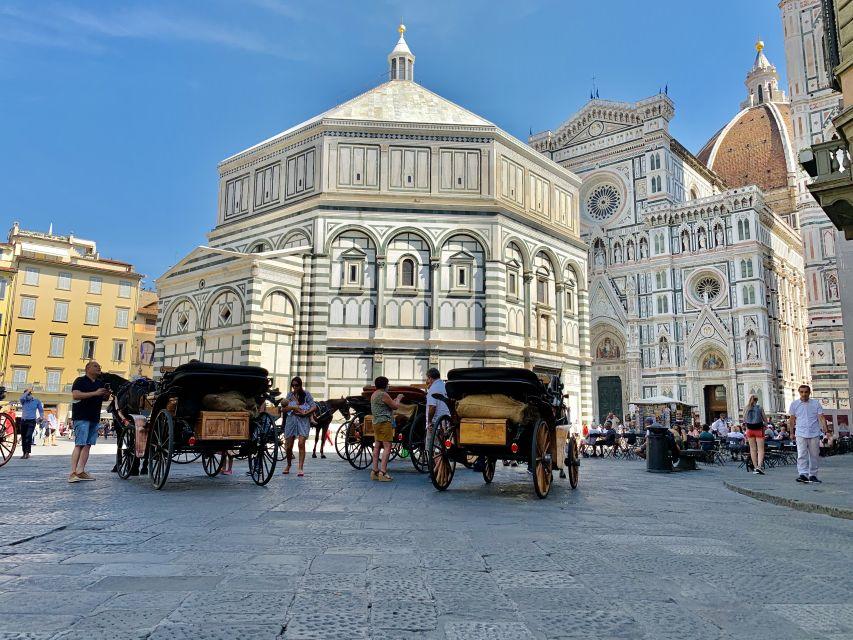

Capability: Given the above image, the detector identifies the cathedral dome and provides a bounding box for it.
[696,101,797,194]
[696,42,798,214]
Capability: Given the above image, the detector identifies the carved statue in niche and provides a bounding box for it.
[614,244,623,263]
[594,243,605,268]
[626,241,635,260]
[714,225,724,247]
[697,230,707,250]
[639,238,649,258]
[702,352,724,370]
[828,276,839,300]
[596,337,621,359]
[681,231,690,252]
[659,340,670,366]
[746,332,759,361]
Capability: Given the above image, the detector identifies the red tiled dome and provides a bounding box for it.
[697,103,796,194]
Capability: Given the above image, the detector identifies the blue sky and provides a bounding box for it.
[1,0,782,285]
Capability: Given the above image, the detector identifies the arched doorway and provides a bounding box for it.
[592,331,626,424]
[597,376,622,424]
[703,385,727,425]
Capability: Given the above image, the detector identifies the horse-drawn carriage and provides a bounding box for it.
[113,361,280,489]
[341,386,429,473]
[428,367,579,498]
[0,386,16,467]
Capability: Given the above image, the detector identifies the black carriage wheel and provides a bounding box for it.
[531,419,554,499]
[427,417,456,491]
[248,413,278,486]
[482,457,496,484]
[389,439,402,461]
[202,452,225,477]
[334,420,350,460]
[172,451,201,464]
[344,419,373,470]
[408,422,428,473]
[274,424,288,463]
[149,411,174,490]
[117,426,136,480]
[568,437,580,489]
[0,413,17,468]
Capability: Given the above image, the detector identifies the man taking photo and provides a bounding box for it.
[19,388,44,460]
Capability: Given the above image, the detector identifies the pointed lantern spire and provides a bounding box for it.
[388,23,415,81]
[740,39,785,109]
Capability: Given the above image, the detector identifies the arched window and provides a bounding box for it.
[743,220,751,240]
[689,187,698,200]
[249,242,269,253]
[400,257,415,288]
[757,84,764,103]
[743,285,756,305]
[140,341,155,365]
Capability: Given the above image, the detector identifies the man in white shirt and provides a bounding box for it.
[711,413,729,438]
[788,384,827,483]
[425,368,449,430]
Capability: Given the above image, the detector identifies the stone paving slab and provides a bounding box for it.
[0,449,851,639]
[723,454,853,518]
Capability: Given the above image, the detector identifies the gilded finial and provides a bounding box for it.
[756,39,764,52]
[398,22,406,35]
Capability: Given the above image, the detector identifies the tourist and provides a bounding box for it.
[743,394,768,474]
[698,424,716,450]
[281,376,317,477]
[711,413,729,438]
[789,385,826,483]
[775,425,791,441]
[44,409,58,446]
[69,361,110,482]
[764,423,777,439]
[727,425,746,460]
[585,423,603,457]
[19,388,44,460]
[370,376,404,482]
[592,421,617,456]
[425,368,449,432]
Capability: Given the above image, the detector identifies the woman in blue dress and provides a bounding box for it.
[282,376,317,477]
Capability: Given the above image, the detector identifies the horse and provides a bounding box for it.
[310,398,351,458]
[102,374,157,475]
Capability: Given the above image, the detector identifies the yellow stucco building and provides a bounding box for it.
[2,224,145,421]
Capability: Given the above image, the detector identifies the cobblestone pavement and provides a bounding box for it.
[1,447,851,639]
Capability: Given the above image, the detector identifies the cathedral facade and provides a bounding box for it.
[530,60,810,424]
[154,28,592,424]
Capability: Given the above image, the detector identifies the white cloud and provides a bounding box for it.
[0,3,296,57]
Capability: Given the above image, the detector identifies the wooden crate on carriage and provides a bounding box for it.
[195,411,250,440]
[459,418,507,445]
[362,415,374,437]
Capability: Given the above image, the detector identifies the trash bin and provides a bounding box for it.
[646,424,672,473]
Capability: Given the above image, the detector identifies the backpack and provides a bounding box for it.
[746,405,762,426]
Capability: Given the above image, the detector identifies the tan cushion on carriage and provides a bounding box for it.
[201,391,257,416]
[456,394,530,424]
[393,403,416,420]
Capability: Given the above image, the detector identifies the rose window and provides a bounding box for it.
[695,276,722,303]
[586,184,622,221]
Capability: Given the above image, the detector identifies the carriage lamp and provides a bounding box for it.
[397,433,404,441]
[187,436,197,446]
[444,439,453,448]
[510,443,519,454]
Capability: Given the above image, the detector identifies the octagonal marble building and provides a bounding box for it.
[155,27,591,423]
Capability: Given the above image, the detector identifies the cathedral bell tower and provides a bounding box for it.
[741,40,786,109]
[388,23,415,81]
